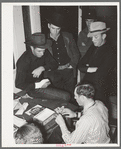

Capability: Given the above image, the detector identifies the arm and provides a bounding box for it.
[77,45,95,73]
[44,49,58,71]
[15,61,35,91]
[56,114,91,144]
[69,34,81,68]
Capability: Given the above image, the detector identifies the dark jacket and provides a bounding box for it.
[15,49,58,92]
[48,32,80,77]
[78,43,115,101]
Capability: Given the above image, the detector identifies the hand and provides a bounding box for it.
[55,114,65,127]
[61,108,76,118]
[41,81,51,88]
[87,67,98,73]
[54,106,65,114]
[32,66,45,78]
[82,42,86,46]
[35,80,51,89]
[67,65,73,69]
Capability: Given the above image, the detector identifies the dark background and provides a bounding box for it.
[40,6,117,51]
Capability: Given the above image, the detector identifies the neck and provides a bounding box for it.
[83,99,95,113]
[98,40,106,47]
[50,33,60,41]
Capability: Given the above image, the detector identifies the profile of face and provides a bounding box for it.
[92,33,106,47]
[85,19,94,30]
[32,47,45,58]
[48,23,61,38]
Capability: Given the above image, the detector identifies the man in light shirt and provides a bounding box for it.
[48,83,110,144]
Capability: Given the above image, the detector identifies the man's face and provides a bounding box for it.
[92,33,106,47]
[85,19,94,30]
[33,47,45,58]
[48,23,61,37]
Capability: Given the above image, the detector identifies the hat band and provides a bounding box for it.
[90,28,107,33]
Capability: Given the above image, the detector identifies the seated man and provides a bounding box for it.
[15,33,70,101]
[48,83,111,144]
[14,123,43,144]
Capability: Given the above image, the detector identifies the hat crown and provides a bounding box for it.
[25,32,52,48]
[90,22,106,32]
[31,33,46,46]
[47,12,64,28]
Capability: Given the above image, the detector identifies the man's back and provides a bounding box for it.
[76,100,110,144]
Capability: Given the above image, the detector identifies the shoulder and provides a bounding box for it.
[62,32,73,38]
[16,50,31,65]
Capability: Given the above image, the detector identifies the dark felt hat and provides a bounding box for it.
[46,12,64,28]
[24,33,52,49]
[83,9,96,20]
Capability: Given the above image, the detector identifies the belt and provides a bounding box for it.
[58,63,70,70]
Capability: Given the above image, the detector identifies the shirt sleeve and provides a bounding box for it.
[77,45,94,73]
[15,60,35,91]
[68,33,81,69]
[44,49,58,71]
[61,116,91,144]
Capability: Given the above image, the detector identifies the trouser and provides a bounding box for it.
[28,86,71,102]
[44,69,77,102]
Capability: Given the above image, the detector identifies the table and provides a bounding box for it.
[14,92,78,143]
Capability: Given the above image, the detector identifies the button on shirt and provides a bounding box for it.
[50,34,71,66]
[61,100,110,144]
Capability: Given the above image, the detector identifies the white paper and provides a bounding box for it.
[37,79,50,88]
[13,100,22,110]
[34,108,55,122]
[13,115,27,127]
[15,102,29,115]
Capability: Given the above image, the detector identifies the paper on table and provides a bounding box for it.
[15,102,29,115]
[13,100,22,110]
[34,108,55,122]
[13,115,27,127]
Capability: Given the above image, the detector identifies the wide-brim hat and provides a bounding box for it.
[46,12,64,28]
[24,32,52,49]
[87,22,110,37]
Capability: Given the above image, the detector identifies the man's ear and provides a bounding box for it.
[48,23,50,29]
[102,33,106,40]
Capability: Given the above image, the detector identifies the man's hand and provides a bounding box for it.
[35,79,51,89]
[61,108,76,118]
[55,114,66,127]
[32,66,45,78]
[87,67,98,73]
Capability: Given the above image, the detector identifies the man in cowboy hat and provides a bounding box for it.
[45,12,80,104]
[15,33,70,101]
[78,21,115,106]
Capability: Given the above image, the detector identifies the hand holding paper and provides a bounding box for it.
[35,79,51,89]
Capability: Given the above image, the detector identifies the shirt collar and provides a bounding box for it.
[29,49,38,62]
[83,100,95,114]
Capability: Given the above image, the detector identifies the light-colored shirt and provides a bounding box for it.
[61,100,110,144]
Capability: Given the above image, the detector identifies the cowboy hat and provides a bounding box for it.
[46,12,64,28]
[87,22,110,37]
[24,33,52,49]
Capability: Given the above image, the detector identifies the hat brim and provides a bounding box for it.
[24,39,52,49]
[87,28,110,37]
